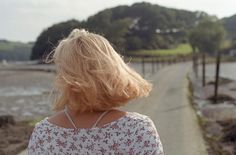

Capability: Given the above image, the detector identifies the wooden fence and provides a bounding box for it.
[192,52,225,104]
[124,54,193,77]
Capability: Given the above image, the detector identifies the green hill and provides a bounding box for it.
[0,40,33,61]
[31,2,209,60]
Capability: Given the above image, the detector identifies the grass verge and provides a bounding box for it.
[130,43,192,56]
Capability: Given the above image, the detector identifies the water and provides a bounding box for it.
[0,62,159,120]
[0,69,54,120]
[1,61,234,120]
[198,62,236,81]
[0,87,48,97]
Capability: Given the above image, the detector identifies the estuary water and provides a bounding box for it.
[0,61,235,120]
[198,62,236,81]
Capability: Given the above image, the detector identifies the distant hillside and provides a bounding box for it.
[31,2,209,60]
[222,15,236,39]
[0,40,33,61]
[85,2,208,49]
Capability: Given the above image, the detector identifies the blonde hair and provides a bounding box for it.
[49,28,152,112]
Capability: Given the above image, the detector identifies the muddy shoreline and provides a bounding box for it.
[190,74,236,155]
[0,69,55,154]
[0,63,155,154]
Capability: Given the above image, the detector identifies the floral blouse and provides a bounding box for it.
[28,112,164,155]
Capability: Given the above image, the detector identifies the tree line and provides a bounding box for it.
[31,2,209,60]
[31,2,234,60]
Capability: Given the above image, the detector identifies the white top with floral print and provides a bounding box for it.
[28,112,164,155]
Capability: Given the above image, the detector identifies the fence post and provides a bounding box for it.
[214,51,221,103]
[202,53,206,87]
[142,57,145,77]
[161,59,164,67]
[192,53,198,78]
[192,53,195,72]
[156,57,159,70]
[196,53,199,78]
[152,57,155,74]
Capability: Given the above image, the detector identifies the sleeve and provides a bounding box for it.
[27,123,48,155]
[132,117,164,155]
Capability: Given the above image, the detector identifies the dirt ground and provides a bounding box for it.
[0,120,33,155]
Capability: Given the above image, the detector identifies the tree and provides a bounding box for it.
[189,19,225,54]
[231,39,236,49]
[189,19,225,87]
[223,14,236,39]
[31,2,212,60]
[31,20,81,60]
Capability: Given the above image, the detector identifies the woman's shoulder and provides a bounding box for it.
[119,112,158,133]
[126,111,150,119]
[32,117,51,133]
[125,112,155,125]
[31,111,156,132]
[124,112,164,154]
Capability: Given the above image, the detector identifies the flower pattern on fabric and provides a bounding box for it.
[28,112,164,155]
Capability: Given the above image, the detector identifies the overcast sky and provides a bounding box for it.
[1,0,236,42]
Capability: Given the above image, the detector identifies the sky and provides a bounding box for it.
[1,0,236,42]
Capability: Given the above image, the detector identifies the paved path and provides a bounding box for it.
[18,150,27,155]
[122,62,207,155]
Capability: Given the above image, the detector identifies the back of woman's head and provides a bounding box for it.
[50,28,152,112]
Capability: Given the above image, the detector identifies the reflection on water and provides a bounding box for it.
[0,87,48,97]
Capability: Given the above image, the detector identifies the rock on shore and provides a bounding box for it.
[0,115,33,155]
[190,75,236,155]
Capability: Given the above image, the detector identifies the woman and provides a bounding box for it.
[28,29,164,154]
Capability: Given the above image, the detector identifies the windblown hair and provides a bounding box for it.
[49,29,152,112]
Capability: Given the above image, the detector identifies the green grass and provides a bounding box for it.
[0,41,33,60]
[28,117,45,126]
[0,41,32,51]
[130,43,192,56]
[221,40,231,50]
